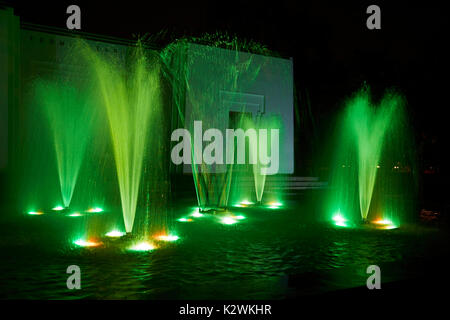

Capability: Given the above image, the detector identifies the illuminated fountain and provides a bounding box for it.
[81,41,164,234]
[161,35,276,212]
[328,86,415,228]
[33,79,97,209]
[25,36,285,249]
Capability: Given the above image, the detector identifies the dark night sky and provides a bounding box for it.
[6,0,450,168]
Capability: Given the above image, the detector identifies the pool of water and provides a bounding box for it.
[0,197,448,299]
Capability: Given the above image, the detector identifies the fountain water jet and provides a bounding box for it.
[328,86,415,225]
[81,41,162,233]
[33,79,96,208]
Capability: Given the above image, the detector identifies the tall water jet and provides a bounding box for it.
[250,115,282,204]
[351,91,395,220]
[33,79,96,208]
[328,86,415,225]
[82,41,162,233]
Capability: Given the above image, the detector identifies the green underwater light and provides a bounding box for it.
[266,201,282,209]
[157,235,179,242]
[221,216,237,225]
[372,219,398,229]
[380,225,397,230]
[190,207,204,217]
[68,212,82,217]
[52,206,64,211]
[106,230,125,237]
[129,242,156,251]
[332,212,348,227]
[191,212,204,217]
[87,207,103,213]
[233,200,255,208]
[74,239,101,247]
[178,217,193,222]
[28,211,44,215]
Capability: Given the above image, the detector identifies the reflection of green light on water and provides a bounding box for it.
[129,242,155,251]
[332,213,348,227]
[221,217,237,225]
[105,230,125,237]
[157,235,179,242]
[52,206,64,211]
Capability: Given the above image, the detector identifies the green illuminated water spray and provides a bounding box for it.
[329,86,409,223]
[351,91,396,220]
[34,80,95,208]
[82,41,162,233]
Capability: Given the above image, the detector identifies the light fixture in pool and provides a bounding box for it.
[267,201,282,209]
[332,213,348,227]
[191,208,204,218]
[373,219,393,225]
[372,218,397,229]
[234,215,246,220]
[379,224,397,230]
[68,212,82,217]
[221,216,237,225]
[28,211,44,215]
[192,212,203,217]
[177,217,193,222]
[240,200,254,206]
[105,230,125,237]
[74,239,101,247]
[52,206,64,211]
[129,242,155,251]
[156,234,179,242]
[87,207,103,213]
